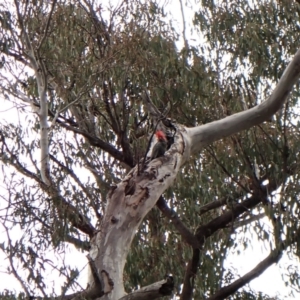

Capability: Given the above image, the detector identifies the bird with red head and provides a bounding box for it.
[155,130,167,141]
[151,131,167,160]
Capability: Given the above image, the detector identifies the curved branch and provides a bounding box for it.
[119,276,174,300]
[180,249,200,300]
[198,197,232,215]
[50,154,98,206]
[14,0,51,185]
[51,276,174,300]
[2,224,31,297]
[37,0,57,51]
[207,249,282,300]
[156,196,200,248]
[195,194,264,244]
[57,121,134,167]
[188,48,300,153]
[233,212,266,229]
[0,134,96,237]
[142,89,162,119]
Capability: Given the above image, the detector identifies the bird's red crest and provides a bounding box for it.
[155,130,167,140]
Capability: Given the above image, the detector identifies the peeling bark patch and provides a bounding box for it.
[174,157,177,169]
[89,241,99,259]
[179,131,185,154]
[126,187,149,208]
[107,184,117,199]
[135,188,149,206]
[144,187,150,201]
[124,179,135,195]
[159,173,171,182]
[111,216,118,224]
[101,270,114,294]
[145,167,157,180]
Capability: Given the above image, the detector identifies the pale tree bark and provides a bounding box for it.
[14,0,57,186]
[119,276,174,300]
[84,49,300,299]
[88,125,186,299]
[188,48,300,152]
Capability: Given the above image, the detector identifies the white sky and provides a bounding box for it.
[0,0,299,299]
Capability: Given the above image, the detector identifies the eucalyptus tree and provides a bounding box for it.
[1,0,300,299]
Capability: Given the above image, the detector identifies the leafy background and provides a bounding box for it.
[1,0,300,299]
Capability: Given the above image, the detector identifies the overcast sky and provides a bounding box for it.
[0,1,299,299]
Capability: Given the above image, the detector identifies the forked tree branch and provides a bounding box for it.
[179,194,264,300]
[195,195,263,243]
[180,177,284,299]
[14,0,51,185]
[55,121,134,167]
[0,133,96,237]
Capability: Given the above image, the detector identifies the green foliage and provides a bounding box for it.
[0,291,27,300]
[1,0,300,299]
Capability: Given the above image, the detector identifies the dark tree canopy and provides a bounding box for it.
[0,0,300,299]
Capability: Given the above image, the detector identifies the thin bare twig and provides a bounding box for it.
[2,224,31,297]
[37,0,57,51]
[179,0,189,52]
